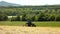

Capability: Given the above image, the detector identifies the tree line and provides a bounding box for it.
[0,10,60,21]
[0,7,60,21]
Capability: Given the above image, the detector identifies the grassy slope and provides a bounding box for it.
[0,21,60,27]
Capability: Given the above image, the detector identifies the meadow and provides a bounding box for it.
[0,5,60,34]
[0,21,60,27]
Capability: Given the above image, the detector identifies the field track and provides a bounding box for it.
[0,26,60,34]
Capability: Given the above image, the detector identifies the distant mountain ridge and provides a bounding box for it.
[0,1,60,7]
[0,1,20,6]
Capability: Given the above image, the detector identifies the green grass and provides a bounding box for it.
[0,21,27,26]
[0,21,60,27]
[34,21,60,27]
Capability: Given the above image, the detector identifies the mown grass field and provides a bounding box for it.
[0,21,60,27]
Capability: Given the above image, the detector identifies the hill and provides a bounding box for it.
[0,1,20,7]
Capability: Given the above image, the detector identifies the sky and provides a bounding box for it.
[0,0,60,5]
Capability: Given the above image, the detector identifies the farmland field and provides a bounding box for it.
[0,21,60,27]
[0,26,60,34]
[0,21,60,34]
[0,2,60,34]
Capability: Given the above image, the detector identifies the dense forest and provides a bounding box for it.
[0,5,60,21]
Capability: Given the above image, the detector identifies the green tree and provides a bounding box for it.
[22,14,26,21]
[31,16,35,21]
[0,14,4,21]
[3,15,8,21]
[48,15,55,21]
[56,15,60,21]
[16,15,20,21]
[38,12,45,21]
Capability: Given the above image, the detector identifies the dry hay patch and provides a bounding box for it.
[0,26,60,34]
